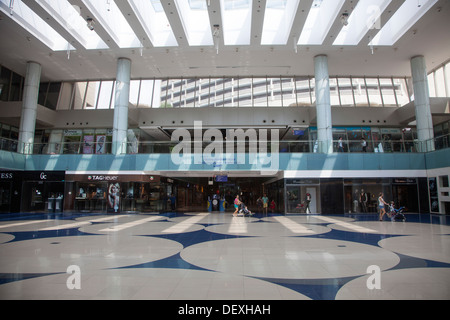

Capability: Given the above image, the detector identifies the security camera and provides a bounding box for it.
[341,13,349,26]
[86,18,95,31]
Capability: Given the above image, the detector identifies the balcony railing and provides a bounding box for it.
[5,133,449,155]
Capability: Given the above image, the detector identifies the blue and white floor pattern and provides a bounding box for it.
[0,211,449,300]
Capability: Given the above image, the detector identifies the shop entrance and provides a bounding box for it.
[392,183,419,212]
[285,181,320,214]
[0,181,12,213]
[21,181,65,212]
[168,176,270,212]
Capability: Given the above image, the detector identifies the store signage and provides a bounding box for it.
[87,175,119,181]
[215,175,228,182]
[40,172,47,180]
[393,178,416,184]
[0,172,13,179]
[64,129,82,136]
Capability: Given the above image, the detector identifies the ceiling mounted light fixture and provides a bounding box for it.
[213,24,220,54]
[86,17,94,31]
[340,13,349,26]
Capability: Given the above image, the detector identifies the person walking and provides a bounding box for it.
[305,193,311,214]
[262,193,269,215]
[256,196,263,213]
[378,192,388,221]
[233,195,241,217]
[359,190,368,213]
[338,137,344,152]
[361,137,367,152]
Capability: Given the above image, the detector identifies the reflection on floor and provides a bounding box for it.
[0,211,449,300]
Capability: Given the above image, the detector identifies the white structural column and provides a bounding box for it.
[314,55,333,153]
[18,61,41,154]
[112,58,131,155]
[411,56,434,152]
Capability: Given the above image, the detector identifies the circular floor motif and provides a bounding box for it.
[379,234,450,264]
[260,215,355,224]
[0,235,182,273]
[205,218,331,237]
[329,221,450,235]
[169,213,260,225]
[0,233,14,244]
[336,268,450,300]
[0,219,56,232]
[79,219,204,236]
[181,237,400,279]
[0,268,310,300]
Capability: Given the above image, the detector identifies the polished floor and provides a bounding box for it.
[0,211,449,300]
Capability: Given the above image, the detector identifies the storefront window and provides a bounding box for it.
[67,175,165,213]
[75,182,107,212]
[285,179,319,214]
[63,129,82,154]
[344,178,391,214]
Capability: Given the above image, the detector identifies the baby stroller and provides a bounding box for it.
[295,201,306,213]
[388,203,406,221]
[239,202,253,216]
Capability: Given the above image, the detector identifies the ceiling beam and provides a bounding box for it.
[113,0,153,49]
[365,0,407,48]
[22,0,85,51]
[251,0,267,46]
[207,0,224,49]
[322,0,360,46]
[160,1,189,47]
[66,0,120,49]
[288,0,314,52]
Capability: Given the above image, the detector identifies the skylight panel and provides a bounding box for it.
[261,0,300,45]
[220,0,252,45]
[298,0,345,45]
[129,0,177,47]
[370,0,438,46]
[174,0,213,46]
[81,0,140,48]
[0,0,74,51]
[35,0,109,50]
[333,0,391,46]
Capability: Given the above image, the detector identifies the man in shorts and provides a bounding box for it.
[262,193,269,215]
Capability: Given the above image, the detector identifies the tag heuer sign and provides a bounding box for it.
[87,175,118,181]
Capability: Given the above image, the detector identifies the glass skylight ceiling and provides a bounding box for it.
[175,0,213,46]
[35,0,109,50]
[129,0,178,47]
[261,0,300,45]
[2,0,439,51]
[298,0,345,45]
[333,0,391,46]
[220,0,252,45]
[370,0,438,46]
[0,0,75,51]
[80,0,140,48]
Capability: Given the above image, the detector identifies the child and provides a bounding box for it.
[239,202,253,216]
[388,201,396,221]
[269,199,276,213]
